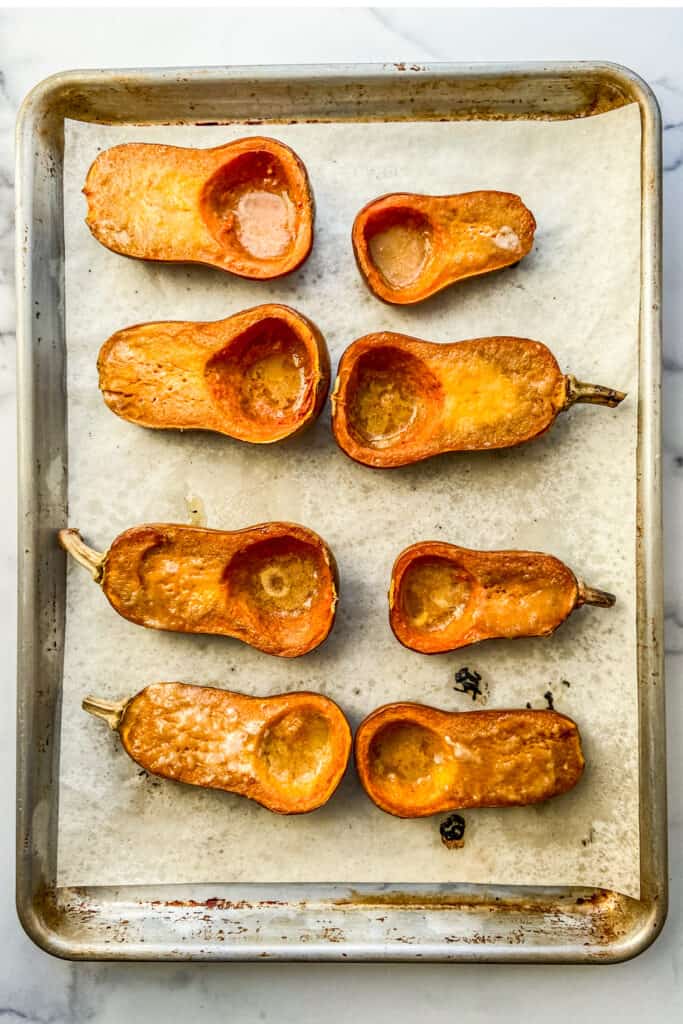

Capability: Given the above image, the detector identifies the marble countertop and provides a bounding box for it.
[1,7,681,1022]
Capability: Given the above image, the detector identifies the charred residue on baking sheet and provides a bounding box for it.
[453,666,488,704]
[137,768,162,788]
[440,813,466,849]
[582,826,596,848]
[328,887,643,951]
[53,66,635,129]
[524,680,572,710]
[28,881,648,958]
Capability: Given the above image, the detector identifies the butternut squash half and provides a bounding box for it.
[84,683,351,814]
[355,702,584,817]
[352,191,535,304]
[390,542,615,654]
[59,522,338,657]
[84,137,314,278]
[98,304,329,442]
[331,333,625,468]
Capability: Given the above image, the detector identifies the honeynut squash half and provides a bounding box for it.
[59,522,338,658]
[84,683,352,814]
[98,304,330,443]
[352,190,536,304]
[331,333,626,468]
[355,702,585,818]
[390,542,616,654]
[84,137,314,278]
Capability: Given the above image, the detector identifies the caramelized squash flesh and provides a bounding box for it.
[84,137,314,278]
[332,333,626,468]
[98,304,329,442]
[355,703,585,817]
[59,522,338,658]
[352,191,536,304]
[390,542,615,654]
[84,683,351,814]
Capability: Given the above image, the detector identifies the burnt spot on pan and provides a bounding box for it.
[453,666,487,703]
[440,813,466,849]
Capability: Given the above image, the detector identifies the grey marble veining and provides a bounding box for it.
[0,7,681,1023]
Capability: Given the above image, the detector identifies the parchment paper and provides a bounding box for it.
[59,105,642,896]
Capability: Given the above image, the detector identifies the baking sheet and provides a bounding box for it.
[58,105,641,896]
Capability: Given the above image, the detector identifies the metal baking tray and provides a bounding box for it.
[16,62,664,962]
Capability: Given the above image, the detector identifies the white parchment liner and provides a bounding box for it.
[59,105,641,896]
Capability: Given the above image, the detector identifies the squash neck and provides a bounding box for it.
[564,375,626,409]
[58,528,106,582]
[577,581,616,608]
[82,695,127,730]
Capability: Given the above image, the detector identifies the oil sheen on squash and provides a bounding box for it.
[84,137,314,279]
[58,522,338,658]
[227,186,296,259]
[98,304,330,443]
[352,191,535,304]
[83,683,352,814]
[367,213,432,290]
[390,542,615,654]
[331,333,626,468]
[355,702,585,817]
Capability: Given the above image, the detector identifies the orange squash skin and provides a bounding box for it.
[98,304,330,443]
[97,683,352,814]
[84,137,314,279]
[59,522,339,658]
[355,702,585,818]
[352,191,536,305]
[389,541,614,654]
[331,333,625,469]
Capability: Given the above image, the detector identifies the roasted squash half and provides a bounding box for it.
[84,137,314,278]
[331,333,625,468]
[355,702,584,817]
[98,304,330,442]
[84,683,352,814]
[59,522,338,658]
[352,191,535,304]
[390,542,615,654]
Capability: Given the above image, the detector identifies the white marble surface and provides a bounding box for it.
[0,7,681,1022]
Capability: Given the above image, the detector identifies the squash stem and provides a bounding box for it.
[82,695,126,731]
[58,528,105,582]
[577,581,616,608]
[565,376,626,409]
